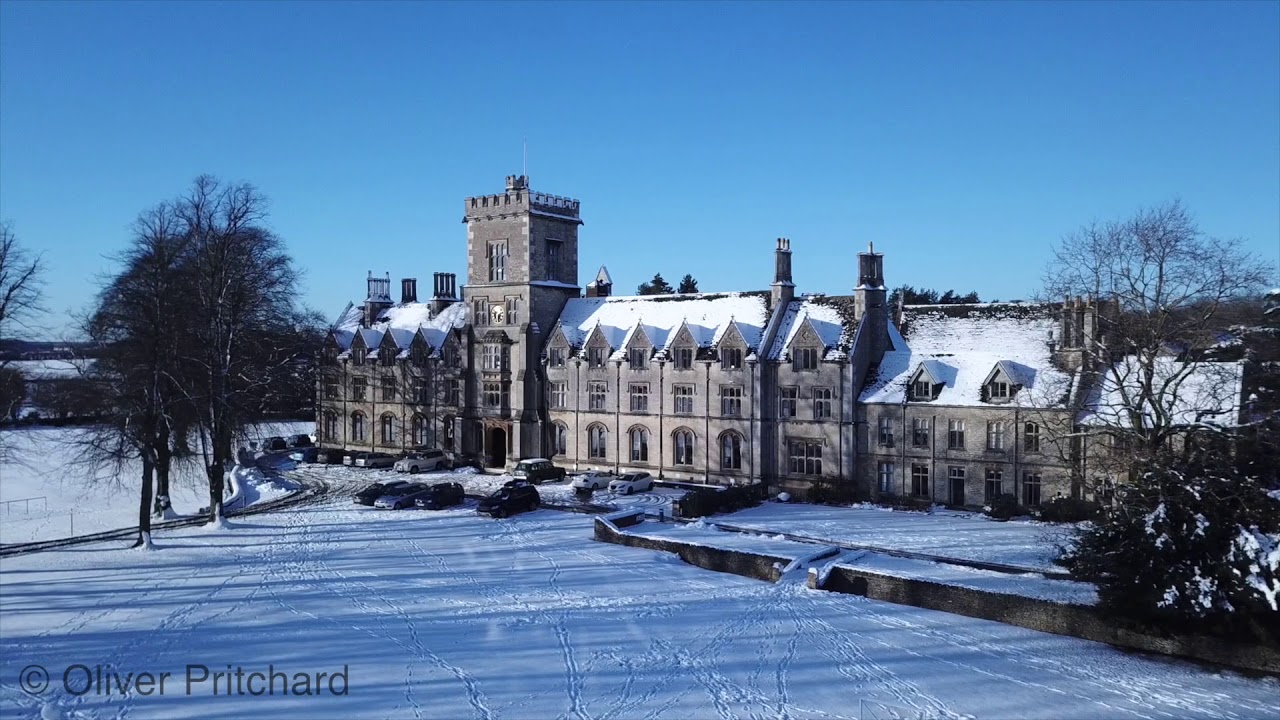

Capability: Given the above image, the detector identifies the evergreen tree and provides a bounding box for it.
[637,273,674,295]
[677,274,699,294]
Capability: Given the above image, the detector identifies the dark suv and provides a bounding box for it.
[414,482,466,510]
[477,485,540,518]
[511,458,567,485]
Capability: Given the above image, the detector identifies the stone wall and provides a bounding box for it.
[594,516,787,583]
[812,564,1280,677]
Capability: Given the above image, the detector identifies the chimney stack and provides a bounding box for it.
[363,271,392,327]
[401,278,418,304]
[771,238,795,309]
[430,272,459,313]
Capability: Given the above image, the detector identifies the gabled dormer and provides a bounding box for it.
[623,323,653,371]
[582,324,613,371]
[717,321,749,371]
[350,331,370,366]
[322,333,342,365]
[908,360,952,402]
[982,360,1029,403]
[408,332,431,368]
[668,322,697,371]
[789,317,825,371]
[544,325,571,369]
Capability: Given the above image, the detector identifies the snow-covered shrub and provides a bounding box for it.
[982,493,1024,521]
[1061,455,1280,643]
[1037,497,1101,524]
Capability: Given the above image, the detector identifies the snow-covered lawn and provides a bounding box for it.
[624,518,1098,606]
[0,422,312,544]
[718,503,1073,572]
[2,498,1276,719]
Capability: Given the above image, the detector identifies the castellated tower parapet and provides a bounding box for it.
[463,174,581,222]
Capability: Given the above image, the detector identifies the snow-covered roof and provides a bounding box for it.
[1079,357,1244,428]
[860,303,1072,407]
[331,301,468,352]
[768,296,854,361]
[552,292,769,353]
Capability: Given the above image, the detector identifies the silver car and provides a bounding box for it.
[608,472,654,495]
[571,470,615,491]
[394,450,450,474]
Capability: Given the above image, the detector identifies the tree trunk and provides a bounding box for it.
[153,428,172,518]
[134,452,154,548]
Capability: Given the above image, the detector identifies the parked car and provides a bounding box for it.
[262,436,288,452]
[344,451,370,466]
[286,434,313,448]
[394,449,450,474]
[356,452,397,469]
[511,458,566,485]
[289,447,320,463]
[373,483,430,510]
[608,472,654,495]
[352,480,410,506]
[477,485,540,518]
[571,470,615,492]
[316,448,348,464]
[414,482,465,510]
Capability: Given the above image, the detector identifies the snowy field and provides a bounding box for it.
[2,496,1277,720]
[718,503,1073,572]
[0,422,312,544]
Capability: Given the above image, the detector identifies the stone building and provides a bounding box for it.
[316,175,1243,506]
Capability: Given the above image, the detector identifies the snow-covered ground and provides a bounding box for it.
[0,422,312,544]
[2,497,1276,720]
[717,503,1073,572]
[623,517,1097,605]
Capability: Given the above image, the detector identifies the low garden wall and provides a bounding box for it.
[812,564,1280,677]
[594,515,788,583]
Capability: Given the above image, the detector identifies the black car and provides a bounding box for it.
[262,436,288,452]
[414,482,466,510]
[316,448,348,464]
[477,485,540,518]
[352,480,410,506]
[286,434,313,448]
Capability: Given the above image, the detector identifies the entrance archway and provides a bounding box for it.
[487,426,507,468]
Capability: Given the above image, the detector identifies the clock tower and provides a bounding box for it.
[460,175,582,468]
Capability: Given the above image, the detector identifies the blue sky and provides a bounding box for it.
[2,1,1277,337]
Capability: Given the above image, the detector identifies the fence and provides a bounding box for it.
[1,496,47,515]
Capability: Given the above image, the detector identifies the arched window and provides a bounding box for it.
[720,431,743,470]
[351,411,366,443]
[380,413,397,445]
[630,427,649,462]
[442,415,455,451]
[553,422,567,457]
[588,424,608,460]
[673,429,695,466]
[411,414,428,447]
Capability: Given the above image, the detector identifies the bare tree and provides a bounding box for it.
[173,175,306,522]
[0,222,45,338]
[1044,199,1274,469]
[77,202,192,547]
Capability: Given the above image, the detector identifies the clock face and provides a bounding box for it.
[491,304,505,324]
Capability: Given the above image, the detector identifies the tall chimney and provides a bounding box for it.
[401,278,418,304]
[430,272,459,314]
[363,271,392,327]
[771,238,794,309]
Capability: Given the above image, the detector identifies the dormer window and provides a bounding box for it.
[629,347,648,370]
[990,381,1010,399]
[672,347,694,370]
[720,347,743,370]
[587,346,606,369]
[411,344,427,367]
[912,378,932,401]
[379,347,396,366]
[548,347,566,368]
[794,347,819,371]
[352,347,367,366]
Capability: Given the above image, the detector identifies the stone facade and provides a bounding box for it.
[315,175,1241,507]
